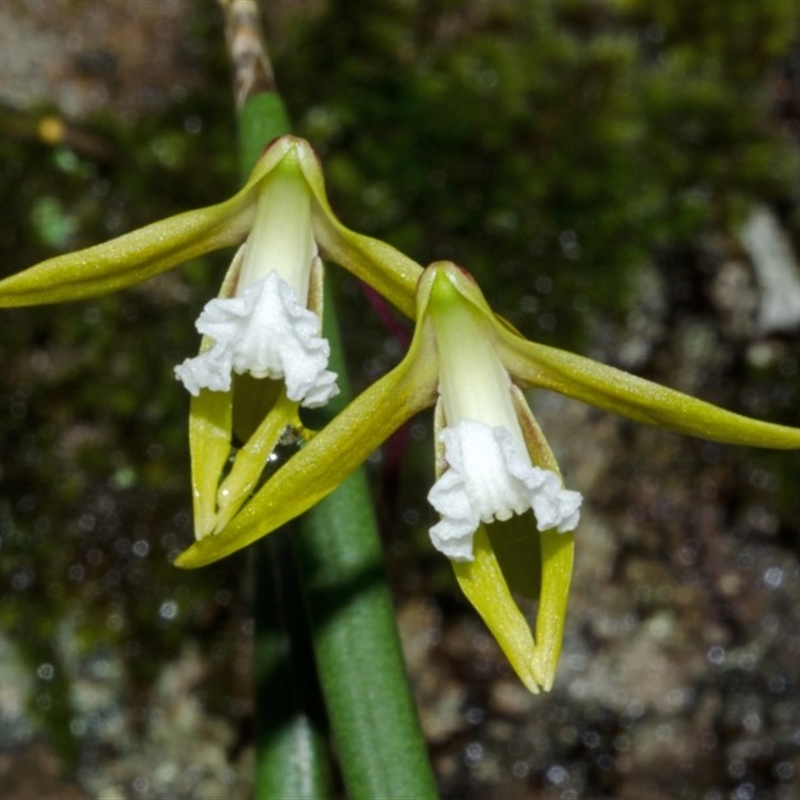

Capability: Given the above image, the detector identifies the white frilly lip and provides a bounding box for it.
[427,419,582,561]
[175,271,339,407]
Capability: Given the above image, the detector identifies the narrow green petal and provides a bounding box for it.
[530,528,574,692]
[501,337,800,450]
[455,525,573,693]
[212,391,300,535]
[460,514,575,693]
[462,521,572,694]
[295,142,422,320]
[190,386,233,540]
[175,331,439,568]
[452,527,541,694]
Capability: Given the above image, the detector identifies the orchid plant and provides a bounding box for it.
[2,135,799,694]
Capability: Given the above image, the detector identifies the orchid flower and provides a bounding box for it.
[0,135,421,538]
[176,261,800,692]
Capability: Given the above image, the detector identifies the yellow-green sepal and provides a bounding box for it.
[0,137,297,308]
[422,260,800,451]
[501,336,800,450]
[0,198,252,307]
[0,137,300,308]
[0,133,423,320]
[294,142,422,320]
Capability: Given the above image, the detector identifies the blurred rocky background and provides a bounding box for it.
[2,1,800,798]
